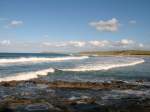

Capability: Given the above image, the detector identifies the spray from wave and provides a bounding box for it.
[0,68,55,82]
[0,56,88,65]
[60,58,145,72]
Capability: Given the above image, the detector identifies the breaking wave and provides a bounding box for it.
[0,56,89,65]
[60,59,145,72]
[0,57,145,82]
[0,68,55,82]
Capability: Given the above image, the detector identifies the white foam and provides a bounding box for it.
[0,56,88,65]
[0,68,55,82]
[60,59,145,72]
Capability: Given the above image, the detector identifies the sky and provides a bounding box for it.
[0,0,150,52]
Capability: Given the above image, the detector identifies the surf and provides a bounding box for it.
[60,58,145,72]
[0,56,89,65]
[0,67,55,82]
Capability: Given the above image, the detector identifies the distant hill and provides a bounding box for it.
[79,50,150,56]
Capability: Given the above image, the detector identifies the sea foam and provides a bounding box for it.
[60,58,145,72]
[0,56,88,65]
[0,67,55,82]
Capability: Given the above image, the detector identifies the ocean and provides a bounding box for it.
[0,53,150,109]
[0,53,149,83]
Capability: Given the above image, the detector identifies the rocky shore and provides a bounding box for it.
[0,79,150,112]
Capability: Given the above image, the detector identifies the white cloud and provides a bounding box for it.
[7,20,23,27]
[89,18,119,32]
[89,40,109,47]
[42,41,86,47]
[119,39,134,45]
[112,39,134,47]
[68,41,86,47]
[139,43,144,47]
[55,43,68,47]
[129,20,136,24]
[0,40,11,46]
[88,39,135,48]
[0,39,146,52]
[42,42,52,46]
[88,39,134,48]
[41,39,139,49]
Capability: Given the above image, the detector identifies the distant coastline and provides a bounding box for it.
[79,50,150,56]
[1,50,150,57]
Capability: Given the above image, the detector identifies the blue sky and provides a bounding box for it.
[0,0,150,52]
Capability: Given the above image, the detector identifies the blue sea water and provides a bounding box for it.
[0,53,149,83]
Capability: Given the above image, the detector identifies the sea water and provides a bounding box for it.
[0,53,150,102]
[0,53,149,83]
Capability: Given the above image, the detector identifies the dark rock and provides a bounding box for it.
[68,103,102,112]
[25,103,49,111]
[0,103,14,112]
[25,103,62,112]
[64,97,96,105]
[136,79,144,83]
[47,80,138,90]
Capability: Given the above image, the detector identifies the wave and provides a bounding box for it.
[0,68,55,82]
[0,56,88,65]
[60,59,145,72]
[0,57,145,82]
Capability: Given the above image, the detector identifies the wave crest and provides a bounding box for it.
[0,56,88,65]
[60,59,145,72]
[0,68,55,82]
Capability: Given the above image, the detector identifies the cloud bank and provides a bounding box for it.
[41,39,142,49]
[89,40,109,47]
[0,39,146,52]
